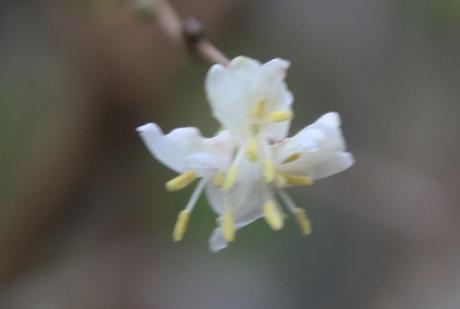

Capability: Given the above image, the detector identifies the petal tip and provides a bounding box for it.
[344,152,356,168]
[229,56,261,69]
[207,63,225,76]
[267,57,290,70]
[209,228,228,252]
[318,112,341,127]
[136,122,160,133]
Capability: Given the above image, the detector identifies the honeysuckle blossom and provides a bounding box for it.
[137,56,354,252]
[205,111,354,251]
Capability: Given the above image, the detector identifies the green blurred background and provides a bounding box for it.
[0,0,459,308]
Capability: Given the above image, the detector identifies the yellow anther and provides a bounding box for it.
[223,165,239,191]
[222,210,235,241]
[293,208,312,235]
[212,171,225,188]
[252,100,266,118]
[284,174,313,186]
[246,137,258,161]
[173,210,191,241]
[263,159,276,183]
[263,201,284,230]
[165,171,198,191]
[270,110,293,122]
[282,152,301,164]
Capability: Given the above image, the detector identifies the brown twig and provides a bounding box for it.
[139,0,229,65]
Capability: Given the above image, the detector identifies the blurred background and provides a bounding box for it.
[0,0,459,308]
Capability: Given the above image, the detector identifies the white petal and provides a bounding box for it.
[205,56,293,140]
[306,152,354,179]
[264,90,293,141]
[261,58,290,81]
[205,157,264,217]
[205,157,265,251]
[275,112,345,162]
[208,209,262,252]
[205,183,225,215]
[275,112,354,180]
[282,151,354,180]
[137,123,233,175]
[260,58,293,117]
[206,182,264,224]
[209,228,228,252]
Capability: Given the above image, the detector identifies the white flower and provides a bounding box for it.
[205,112,354,251]
[137,56,354,252]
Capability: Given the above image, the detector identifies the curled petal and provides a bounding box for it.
[137,123,233,176]
[208,209,263,252]
[281,151,354,180]
[275,112,354,180]
[305,152,354,179]
[208,209,262,252]
[276,112,345,157]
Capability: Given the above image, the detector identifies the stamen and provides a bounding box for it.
[277,189,312,235]
[252,100,266,118]
[184,178,207,212]
[165,171,198,191]
[282,152,301,164]
[173,210,190,241]
[172,178,207,241]
[223,165,239,191]
[246,137,258,161]
[212,171,225,188]
[293,208,312,235]
[263,200,284,230]
[284,174,313,186]
[222,210,235,241]
[270,111,293,122]
[264,159,276,183]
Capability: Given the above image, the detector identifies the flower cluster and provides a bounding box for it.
[137,56,354,251]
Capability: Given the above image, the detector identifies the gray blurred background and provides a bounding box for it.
[0,0,459,308]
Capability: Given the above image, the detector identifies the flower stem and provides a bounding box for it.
[136,0,230,65]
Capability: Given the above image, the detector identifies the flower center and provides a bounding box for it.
[164,98,313,243]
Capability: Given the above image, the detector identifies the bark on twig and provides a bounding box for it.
[140,0,229,65]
